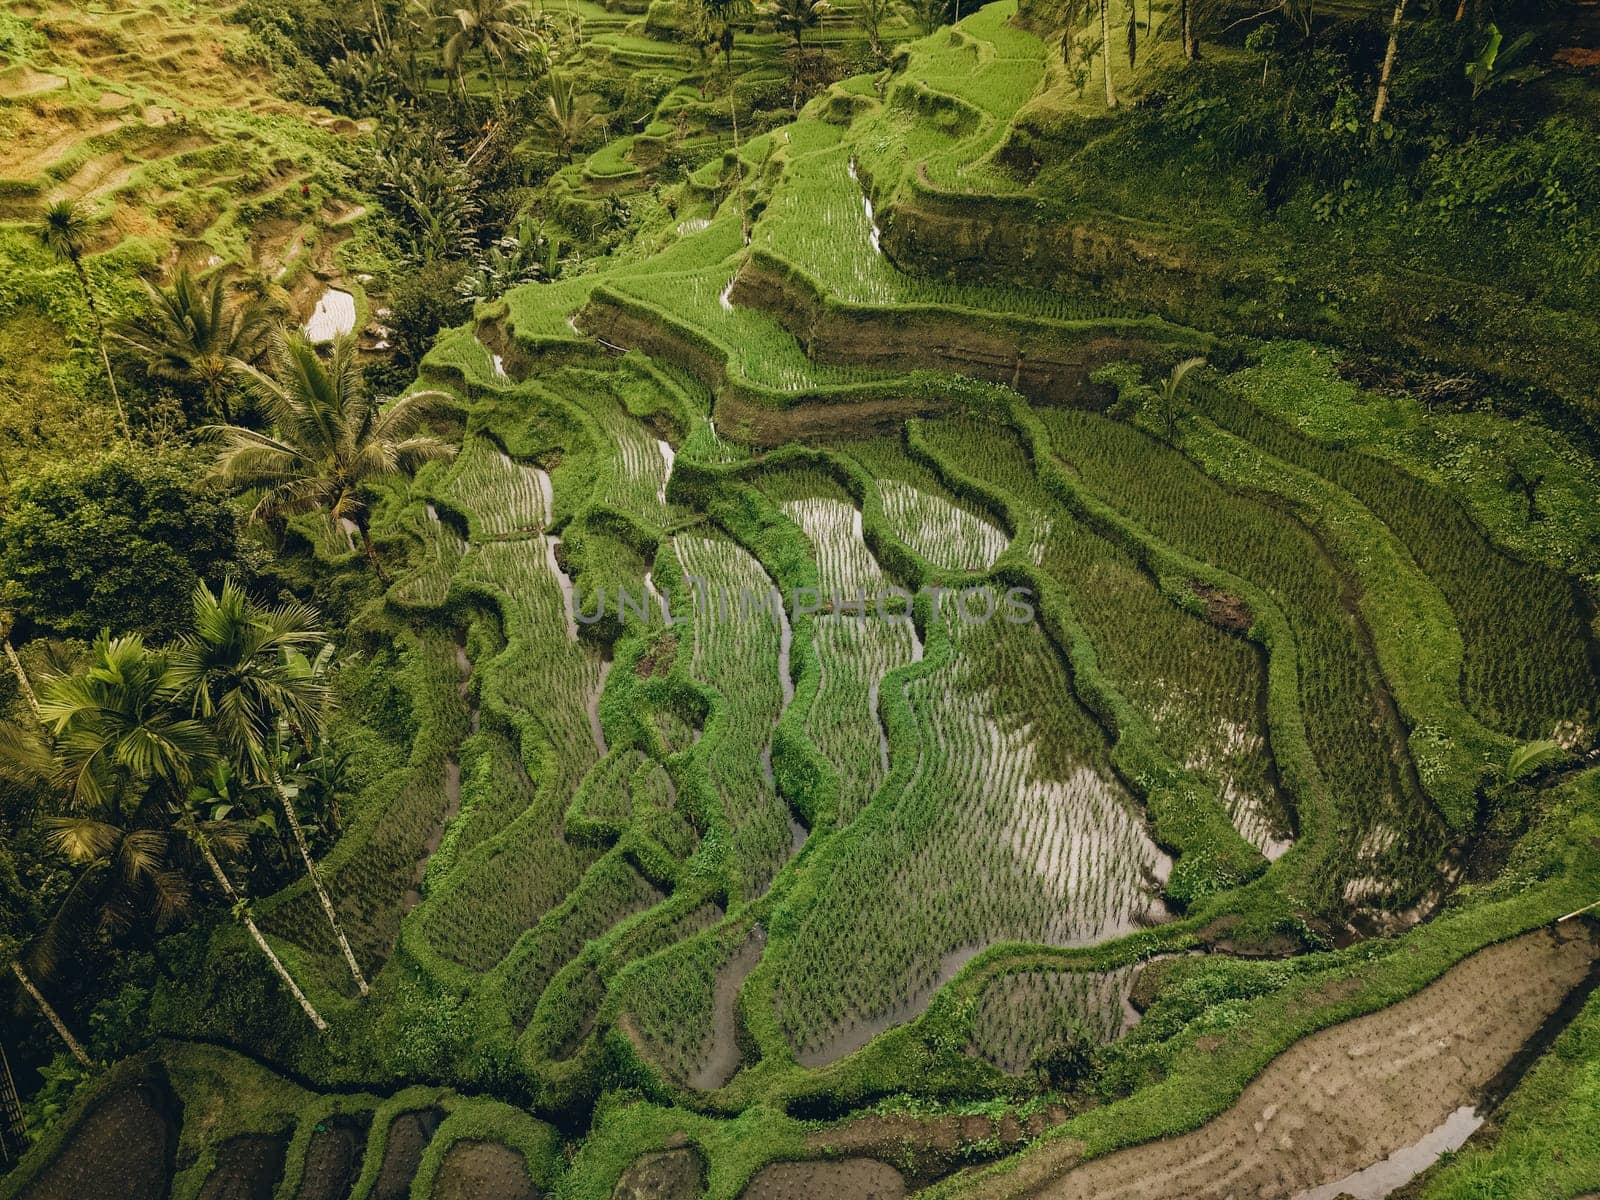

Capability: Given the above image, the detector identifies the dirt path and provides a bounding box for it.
[959,926,1597,1200]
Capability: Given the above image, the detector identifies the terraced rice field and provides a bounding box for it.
[240,66,1594,1130]
[16,3,1599,1197]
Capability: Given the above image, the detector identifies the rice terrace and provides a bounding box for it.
[2,0,1600,1196]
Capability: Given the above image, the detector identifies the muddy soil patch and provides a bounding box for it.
[197,1134,289,1200]
[295,1112,370,1200]
[374,1108,444,1200]
[432,1140,540,1200]
[612,1146,706,1200]
[688,928,767,1091]
[739,1158,905,1200]
[1190,581,1251,633]
[963,926,1598,1199]
[17,1077,179,1200]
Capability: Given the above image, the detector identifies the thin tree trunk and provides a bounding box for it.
[1559,897,1600,922]
[1182,0,1198,59]
[356,519,390,586]
[10,962,92,1069]
[1101,0,1117,106]
[274,777,369,996]
[1372,0,1406,124]
[4,639,39,720]
[72,259,130,441]
[195,838,328,1033]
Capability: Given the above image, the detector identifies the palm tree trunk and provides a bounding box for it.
[1559,896,1600,922]
[355,518,390,586]
[1372,0,1406,124]
[208,375,232,424]
[4,638,39,720]
[1100,0,1117,106]
[10,962,92,1069]
[195,838,328,1033]
[274,777,369,996]
[71,259,131,441]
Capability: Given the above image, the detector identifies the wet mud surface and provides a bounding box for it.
[16,1078,178,1200]
[964,926,1599,1199]
[432,1140,540,1200]
[197,1134,289,1200]
[295,1112,370,1200]
[739,1158,906,1200]
[611,1147,706,1200]
[374,1108,444,1200]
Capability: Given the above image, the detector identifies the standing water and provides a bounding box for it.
[657,439,675,505]
[545,536,581,640]
[1292,1107,1484,1200]
[847,158,882,256]
[304,288,356,343]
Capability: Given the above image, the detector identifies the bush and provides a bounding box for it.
[389,260,473,367]
[0,448,247,642]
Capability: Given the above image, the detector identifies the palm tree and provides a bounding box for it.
[770,0,830,49]
[35,201,130,441]
[0,696,198,962]
[1371,0,1406,123]
[179,805,328,1033]
[167,580,369,997]
[113,269,272,422]
[1098,0,1117,107]
[438,0,530,103]
[1179,0,1199,60]
[230,247,293,319]
[30,632,329,1033]
[702,0,754,71]
[209,334,456,585]
[537,72,602,162]
[0,610,40,721]
[6,961,93,1070]
[1158,355,1206,442]
[853,0,899,64]
[911,0,951,35]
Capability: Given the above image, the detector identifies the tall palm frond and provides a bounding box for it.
[113,269,272,421]
[209,333,456,582]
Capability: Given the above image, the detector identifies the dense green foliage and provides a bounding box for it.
[0,452,245,642]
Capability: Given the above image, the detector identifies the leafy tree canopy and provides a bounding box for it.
[0,450,246,642]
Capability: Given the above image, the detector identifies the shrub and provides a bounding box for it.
[0,448,247,642]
